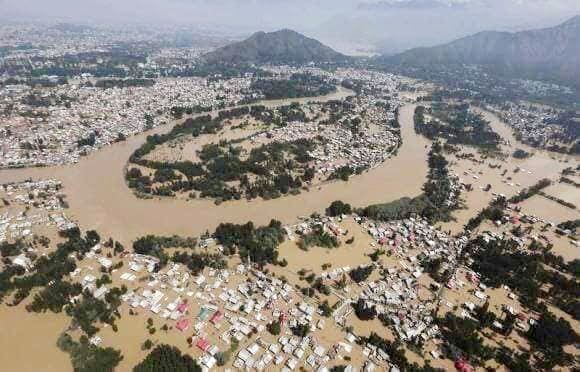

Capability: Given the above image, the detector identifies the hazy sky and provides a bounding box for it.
[2,0,580,53]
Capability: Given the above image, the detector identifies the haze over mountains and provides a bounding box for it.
[4,0,580,56]
[382,15,580,88]
[200,14,580,93]
[202,29,348,65]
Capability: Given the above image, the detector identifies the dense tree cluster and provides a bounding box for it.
[542,110,580,145]
[512,148,531,159]
[77,132,97,147]
[213,219,285,265]
[436,313,495,365]
[169,105,212,119]
[0,240,25,257]
[325,200,352,217]
[414,104,500,149]
[0,227,99,305]
[267,320,282,335]
[466,235,579,319]
[133,344,201,372]
[352,299,377,320]
[132,235,197,268]
[172,252,227,275]
[57,333,123,372]
[251,73,335,100]
[66,290,121,336]
[557,219,579,234]
[93,78,155,89]
[290,323,311,338]
[298,225,339,250]
[26,280,82,313]
[527,311,578,369]
[349,265,374,283]
[327,165,358,181]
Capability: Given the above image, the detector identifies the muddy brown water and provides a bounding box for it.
[1,93,578,371]
[0,96,430,245]
[1,100,576,247]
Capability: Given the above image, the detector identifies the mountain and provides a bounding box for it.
[382,15,580,87]
[202,29,348,64]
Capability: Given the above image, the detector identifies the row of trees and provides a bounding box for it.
[361,142,458,223]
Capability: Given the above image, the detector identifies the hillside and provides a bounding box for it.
[202,29,348,65]
[382,15,580,87]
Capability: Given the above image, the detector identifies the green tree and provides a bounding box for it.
[133,344,201,372]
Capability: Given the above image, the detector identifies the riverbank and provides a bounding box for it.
[0,94,430,247]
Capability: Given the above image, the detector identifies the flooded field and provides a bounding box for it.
[439,109,578,234]
[0,101,429,246]
[543,182,580,207]
[1,96,579,371]
[0,305,70,372]
[519,195,579,223]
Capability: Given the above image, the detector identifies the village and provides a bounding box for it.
[490,102,579,153]
[0,179,76,244]
[0,77,253,167]
[2,186,576,371]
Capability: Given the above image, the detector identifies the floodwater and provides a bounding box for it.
[439,109,579,234]
[0,101,430,245]
[0,305,70,372]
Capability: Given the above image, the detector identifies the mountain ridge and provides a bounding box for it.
[382,15,580,88]
[202,29,348,65]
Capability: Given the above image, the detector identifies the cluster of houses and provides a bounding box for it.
[355,218,466,341]
[248,92,401,178]
[495,103,571,149]
[0,179,76,242]
[0,77,253,167]
[112,257,375,371]
[4,196,557,370]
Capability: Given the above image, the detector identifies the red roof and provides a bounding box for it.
[196,338,210,351]
[176,318,190,332]
[177,301,188,313]
[210,310,223,324]
[455,359,474,372]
